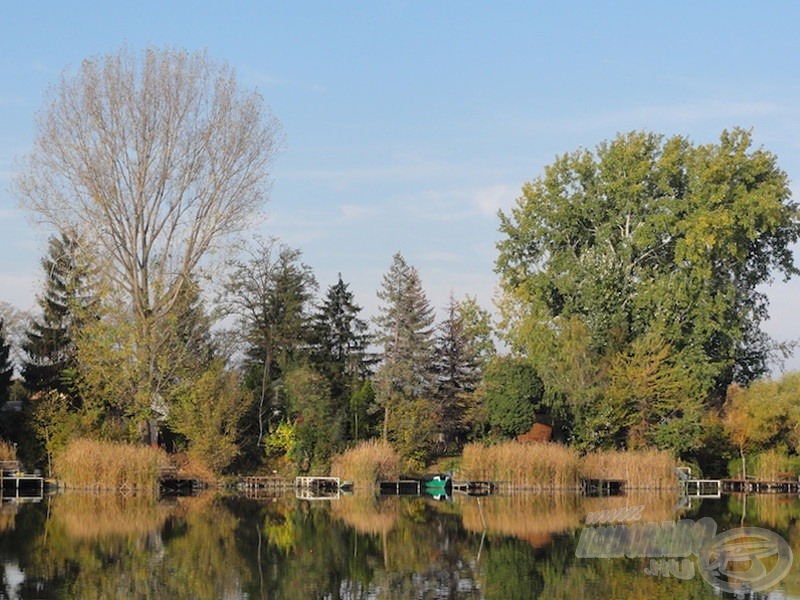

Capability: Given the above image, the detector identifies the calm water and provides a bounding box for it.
[1,489,799,599]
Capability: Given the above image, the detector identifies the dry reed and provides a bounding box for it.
[460,441,581,490]
[330,440,401,492]
[580,449,678,490]
[0,439,17,462]
[53,439,168,491]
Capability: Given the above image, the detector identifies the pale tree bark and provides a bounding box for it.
[15,47,283,442]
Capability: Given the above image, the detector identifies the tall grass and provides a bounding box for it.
[0,439,17,463]
[53,439,168,491]
[461,441,581,490]
[580,449,678,490]
[330,440,400,491]
[754,449,799,482]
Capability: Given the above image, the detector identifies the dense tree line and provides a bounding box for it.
[3,45,800,478]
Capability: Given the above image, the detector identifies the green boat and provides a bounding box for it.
[423,474,451,492]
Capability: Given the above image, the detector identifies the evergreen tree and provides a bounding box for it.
[0,320,13,402]
[22,233,94,398]
[433,295,485,448]
[310,274,372,399]
[373,253,436,459]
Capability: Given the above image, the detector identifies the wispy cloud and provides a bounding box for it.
[237,63,326,93]
[520,101,788,135]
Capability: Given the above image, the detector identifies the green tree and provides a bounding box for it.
[497,129,800,425]
[73,277,215,442]
[483,356,545,438]
[284,365,342,471]
[373,253,436,460]
[722,375,800,479]
[22,233,95,398]
[432,294,488,448]
[593,331,705,454]
[309,274,373,436]
[15,46,282,443]
[0,319,13,402]
[220,239,317,447]
[169,359,251,474]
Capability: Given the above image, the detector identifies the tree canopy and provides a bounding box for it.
[496,129,800,450]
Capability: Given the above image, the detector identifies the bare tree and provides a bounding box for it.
[14,47,283,443]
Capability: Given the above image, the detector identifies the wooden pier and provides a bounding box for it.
[722,479,800,494]
[1,462,44,501]
[295,476,345,500]
[581,478,625,496]
[452,480,494,496]
[682,479,722,498]
[379,479,424,495]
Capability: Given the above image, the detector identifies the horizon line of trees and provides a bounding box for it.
[2,47,800,479]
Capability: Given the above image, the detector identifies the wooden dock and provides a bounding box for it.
[1,462,45,501]
[722,479,800,494]
[295,476,345,500]
[581,478,625,496]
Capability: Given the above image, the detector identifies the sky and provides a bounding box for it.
[1,2,800,371]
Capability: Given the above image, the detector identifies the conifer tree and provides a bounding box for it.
[310,274,372,399]
[373,253,436,455]
[22,233,94,398]
[0,320,13,402]
[433,295,487,448]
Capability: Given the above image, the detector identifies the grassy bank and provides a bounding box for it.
[461,441,582,490]
[53,439,168,491]
[330,440,400,491]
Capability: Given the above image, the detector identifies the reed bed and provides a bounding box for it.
[580,449,678,490]
[53,439,168,491]
[0,439,17,462]
[461,441,581,490]
[330,440,401,492]
[459,493,582,547]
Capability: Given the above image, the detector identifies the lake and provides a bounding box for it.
[1,489,798,598]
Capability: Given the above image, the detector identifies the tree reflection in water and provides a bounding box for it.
[0,491,798,598]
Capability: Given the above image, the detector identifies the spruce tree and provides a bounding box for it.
[373,252,436,454]
[22,234,94,397]
[310,274,372,399]
[433,295,483,448]
[0,320,13,402]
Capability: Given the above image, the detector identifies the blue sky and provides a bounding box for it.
[2,2,800,370]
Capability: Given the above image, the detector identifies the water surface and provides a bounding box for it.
[1,490,798,599]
